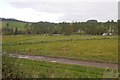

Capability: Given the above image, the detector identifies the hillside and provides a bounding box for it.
[2,18,28,30]
[1,18,118,35]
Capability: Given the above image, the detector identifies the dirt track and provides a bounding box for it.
[9,54,118,69]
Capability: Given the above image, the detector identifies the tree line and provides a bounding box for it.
[2,19,118,35]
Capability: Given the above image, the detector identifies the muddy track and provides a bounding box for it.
[9,54,118,69]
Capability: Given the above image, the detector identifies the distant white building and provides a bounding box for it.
[76,29,84,33]
[102,33,112,36]
[102,33,107,36]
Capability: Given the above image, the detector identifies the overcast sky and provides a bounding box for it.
[0,0,119,22]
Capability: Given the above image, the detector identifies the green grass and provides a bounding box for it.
[2,35,118,63]
[2,21,27,30]
[2,35,117,43]
[2,55,118,78]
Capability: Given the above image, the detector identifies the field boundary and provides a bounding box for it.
[3,37,117,45]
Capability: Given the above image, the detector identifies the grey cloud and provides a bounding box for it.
[4,0,118,22]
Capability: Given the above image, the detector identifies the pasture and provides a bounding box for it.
[2,35,118,63]
[2,21,26,30]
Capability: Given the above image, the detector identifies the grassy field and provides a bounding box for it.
[2,21,26,30]
[2,55,118,78]
[2,35,118,63]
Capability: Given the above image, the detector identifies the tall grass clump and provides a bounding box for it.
[2,54,24,78]
[102,68,118,78]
